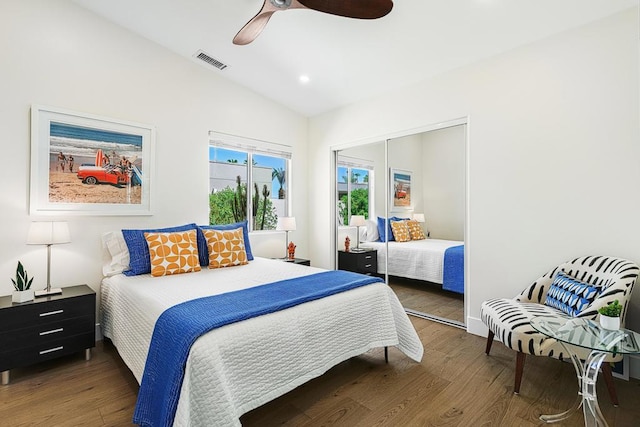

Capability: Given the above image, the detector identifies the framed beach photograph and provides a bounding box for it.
[390,168,412,211]
[30,105,155,216]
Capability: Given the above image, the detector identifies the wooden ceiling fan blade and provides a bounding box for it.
[298,0,393,19]
[233,10,276,45]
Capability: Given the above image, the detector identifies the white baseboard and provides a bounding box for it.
[95,323,102,341]
[466,315,488,338]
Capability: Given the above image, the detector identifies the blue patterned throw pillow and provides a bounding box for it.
[544,272,601,316]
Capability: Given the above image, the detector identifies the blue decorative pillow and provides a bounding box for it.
[197,221,253,266]
[377,216,409,242]
[122,223,198,276]
[544,272,601,316]
[377,217,394,242]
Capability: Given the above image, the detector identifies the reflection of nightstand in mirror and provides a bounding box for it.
[338,250,377,275]
[281,258,311,266]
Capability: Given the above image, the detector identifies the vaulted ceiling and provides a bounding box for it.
[73,0,637,117]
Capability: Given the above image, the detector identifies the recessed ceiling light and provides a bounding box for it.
[299,75,310,84]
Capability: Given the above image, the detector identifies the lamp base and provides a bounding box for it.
[35,288,63,297]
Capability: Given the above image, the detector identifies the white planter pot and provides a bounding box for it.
[599,314,620,331]
[12,289,34,303]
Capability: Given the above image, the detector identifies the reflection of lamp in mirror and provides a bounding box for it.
[276,216,296,259]
[349,215,367,252]
[27,221,71,297]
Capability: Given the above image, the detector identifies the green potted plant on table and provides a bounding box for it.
[11,261,34,303]
[598,300,622,330]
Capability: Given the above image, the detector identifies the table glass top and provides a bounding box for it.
[530,317,640,355]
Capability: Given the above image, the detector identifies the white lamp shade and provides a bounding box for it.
[349,215,367,227]
[276,217,296,231]
[27,221,71,245]
[412,213,425,223]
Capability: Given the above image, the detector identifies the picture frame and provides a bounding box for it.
[390,168,412,211]
[30,105,155,216]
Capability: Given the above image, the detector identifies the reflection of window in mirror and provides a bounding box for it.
[336,156,374,226]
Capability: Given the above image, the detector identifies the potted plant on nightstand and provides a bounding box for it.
[598,300,622,330]
[11,261,34,303]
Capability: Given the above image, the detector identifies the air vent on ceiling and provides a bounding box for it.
[194,50,228,71]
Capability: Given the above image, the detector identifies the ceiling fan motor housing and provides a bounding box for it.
[271,0,292,9]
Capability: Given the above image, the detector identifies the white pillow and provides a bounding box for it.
[363,219,379,242]
[101,231,130,276]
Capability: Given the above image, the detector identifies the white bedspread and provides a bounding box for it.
[365,239,463,283]
[101,257,423,426]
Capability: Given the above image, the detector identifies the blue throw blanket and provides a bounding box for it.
[443,245,464,294]
[133,270,383,427]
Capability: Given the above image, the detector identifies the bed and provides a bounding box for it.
[100,256,424,426]
[364,239,464,294]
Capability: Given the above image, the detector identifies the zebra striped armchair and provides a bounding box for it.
[480,255,638,404]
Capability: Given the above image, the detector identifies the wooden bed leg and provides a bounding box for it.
[601,362,619,406]
[514,352,526,394]
[385,347,388,363]
[485,331,495,355]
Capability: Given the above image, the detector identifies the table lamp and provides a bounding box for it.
[27,221,70,297]
[276,216,296,259]
[349,215,367,252]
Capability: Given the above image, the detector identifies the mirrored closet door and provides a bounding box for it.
[334,123,466,327]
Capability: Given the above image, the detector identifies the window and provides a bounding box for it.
[337,156,373,226]
[209,133,291,231]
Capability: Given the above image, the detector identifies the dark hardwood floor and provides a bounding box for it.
[1,317,639,426]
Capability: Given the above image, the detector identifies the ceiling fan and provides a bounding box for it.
[233,0,394,45]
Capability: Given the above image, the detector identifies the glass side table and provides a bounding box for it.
[530,317,640,427]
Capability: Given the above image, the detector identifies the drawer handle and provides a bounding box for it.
[40,328,64,336]
[365,264,372,268]
[365,256,372,259]
[39,346,64,355]
[39,310,64,317]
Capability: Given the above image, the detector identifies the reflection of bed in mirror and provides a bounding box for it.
[364,239,464,294]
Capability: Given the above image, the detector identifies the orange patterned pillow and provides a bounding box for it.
[202,227,248,269]
[390,220,411,242]
[406,220,427,240]
[144,229,201,277]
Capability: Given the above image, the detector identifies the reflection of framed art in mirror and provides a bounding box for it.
[390,168,412,212]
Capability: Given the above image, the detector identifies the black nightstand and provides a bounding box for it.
[283,258,311,266]
[338,249,377,275]
[0,285,96,385]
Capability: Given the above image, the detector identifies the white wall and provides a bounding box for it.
[309,7,640,345]
[0,1,309,302]
[421,125,465,240]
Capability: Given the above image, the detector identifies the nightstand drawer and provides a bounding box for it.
[0,294,93,332]
[356,253,376,272]
[0,332,95,371]
[0,315,94,349]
